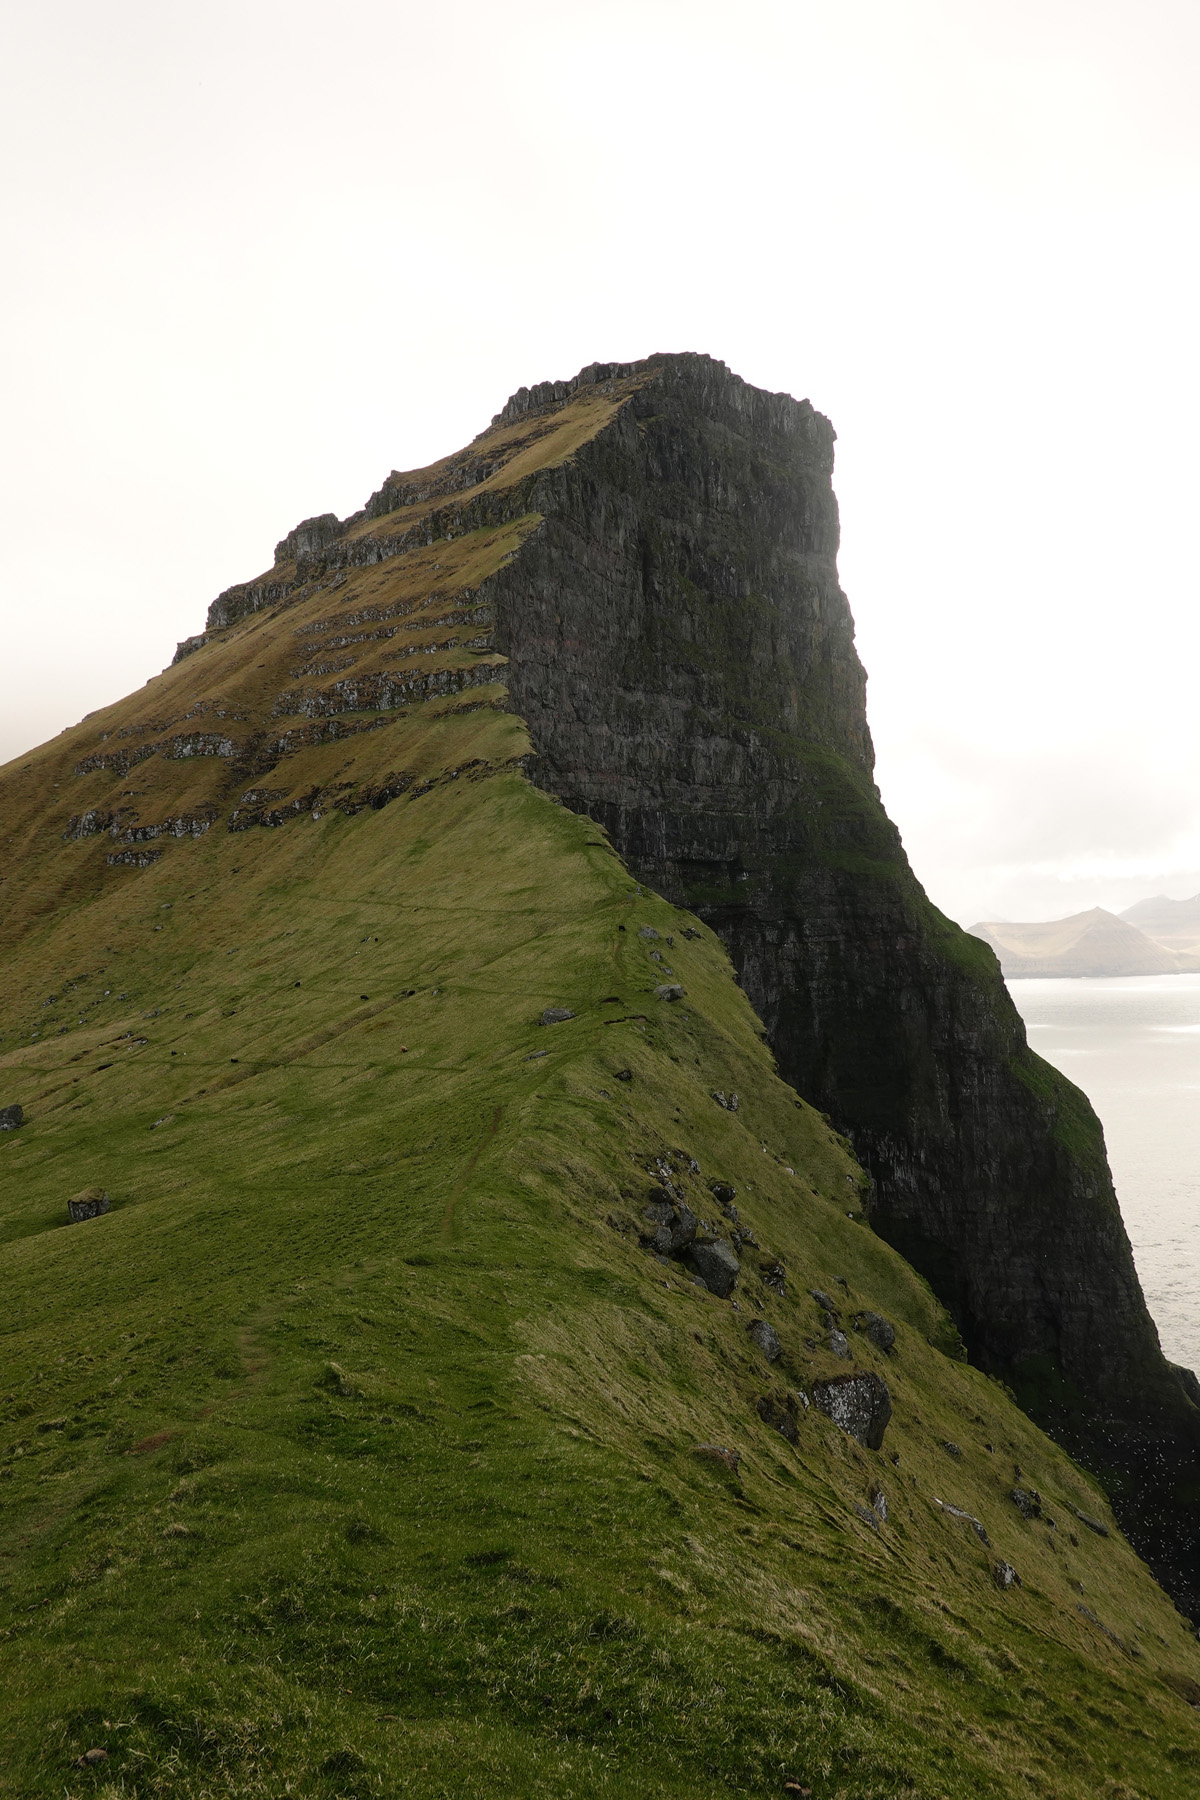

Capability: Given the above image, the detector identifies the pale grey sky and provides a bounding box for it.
[3,0,1199,926]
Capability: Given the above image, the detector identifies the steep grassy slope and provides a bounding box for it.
[2,398,1200,1797]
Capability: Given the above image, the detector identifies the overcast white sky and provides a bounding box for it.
[3,0,1199,926]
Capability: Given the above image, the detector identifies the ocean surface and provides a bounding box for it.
[1008,975,1200,1377]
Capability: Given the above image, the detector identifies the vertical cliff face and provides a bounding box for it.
[484,353,1200,1606]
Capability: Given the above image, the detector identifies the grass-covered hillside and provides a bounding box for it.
[2,409,1200,1798]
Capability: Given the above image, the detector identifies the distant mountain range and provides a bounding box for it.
[970,895,1200,977]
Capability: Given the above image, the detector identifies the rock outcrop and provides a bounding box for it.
[470,353,1200,1610]
[66,1187,110,1223]
[812,1372,893,1450]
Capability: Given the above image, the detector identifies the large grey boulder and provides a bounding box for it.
[746,1319,781,1362]
[811,1371,892,1450]
[0,1104,23,1131]
[67,1187,110,1223]
[856,1310,896,1352]
[685,1239,740,1298]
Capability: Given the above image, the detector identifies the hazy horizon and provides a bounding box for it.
[972,896,1200,927]
[4,1,1200,929]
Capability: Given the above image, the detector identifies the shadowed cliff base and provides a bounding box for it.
[478,352,1200,1614]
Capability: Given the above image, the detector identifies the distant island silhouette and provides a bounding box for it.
[971,894,1200,976]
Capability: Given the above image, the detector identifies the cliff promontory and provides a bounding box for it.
[476,355,1200,1603]
[3,355,1200,1795]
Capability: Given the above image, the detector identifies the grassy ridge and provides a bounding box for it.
[2,732,1200,1797]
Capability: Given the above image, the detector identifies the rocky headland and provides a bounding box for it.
[160,351,1200,1610]
[3,354,1200,1794]
[460,354,1200,1608]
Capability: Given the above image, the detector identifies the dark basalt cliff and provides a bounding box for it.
[476,354,1200,1610]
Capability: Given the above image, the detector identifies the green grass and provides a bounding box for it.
[2,738,1200,1798]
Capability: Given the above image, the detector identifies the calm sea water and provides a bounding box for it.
[1008,975,1200,1377]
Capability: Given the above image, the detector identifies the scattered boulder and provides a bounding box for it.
[759,1260,786,1296]
[870,1484,888,1523]
[682,927,701,940]
[811,1372,892,1450]
[852,1501,879,1530]
[747,1319,782,1362]
[642,1197,698,1257]
[541,1007,575,1025]
[692,1443,739,1474]
[0,1103,23,1131]
[685,1238,740,1298]
[756,1392,800,1444]
[75,1749,108,1768]
[711,1090,739,1112]
[106,848,162,868]
[1076,1603,1136,1656]
[638,926,660,939]
[940,1440,963,1459]
[934,1498,990,1546]
[855,1310,896,1352]
[993,1560,1022,1590]
[810,1289,839,1318]
[1071,1504,1110,1537]
[1011,1486,1043,1520]
[827,1330,851,1360]
[614,1068,633,1082]
[655,984,686,1001]
[67,1188,110,1223]
[709,1181,737,1209]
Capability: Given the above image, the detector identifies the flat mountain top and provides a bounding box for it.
[3,356,1200,1797]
